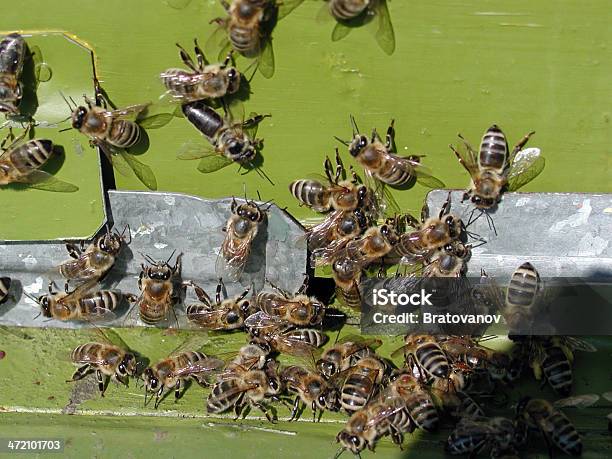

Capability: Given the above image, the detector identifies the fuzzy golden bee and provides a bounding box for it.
[216,197,268,281]
[186,279,253,331]
[58,225,129,283]
[161,39,240,102]
[450,124,543,210]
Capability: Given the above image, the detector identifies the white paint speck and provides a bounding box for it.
[22,254,38,266]
[23,277,44,304]
[549,199,592,233]
[154,243,168,250]
[163,196,176,206]
[133,224,156,236]
[515,197,530,207]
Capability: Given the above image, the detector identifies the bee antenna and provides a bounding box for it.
[252,164,275,186]
[166,249,177,265]
[23,291,39,303]
[349,114,359,136]
[32,311,41,320]
[334,136,349,147]
[59,91,75,110]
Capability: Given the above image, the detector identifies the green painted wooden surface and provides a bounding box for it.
[0,0,611,240]
[1,328,611,458]
[1,1,611,458]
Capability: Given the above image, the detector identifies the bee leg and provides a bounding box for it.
[265,278,290,298]
[176,42,198,72]
[242,113,271,129]
[154,387,164,409]
[191,282,212,307]
[67,364,91,382]
[193,38,208,70]
[509,130,536,159]
[96,369,106,397]
[215,279,223,304]
[65,243,81,259]
[311,402,317,423]
[255,402,276,423]
[389,425,403,449]
[219,0,230,12]
[385,119,396,153]
[288,396,300,421]
[174,380,181,402]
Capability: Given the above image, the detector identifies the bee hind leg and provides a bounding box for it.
[174,380,182,402]
[254,401,276,423]
[96,369,107,397]
[67,364,91,382]
[65,243,81,259]
[287,396,300,421]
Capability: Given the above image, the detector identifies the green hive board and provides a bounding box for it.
[1,0,611,458]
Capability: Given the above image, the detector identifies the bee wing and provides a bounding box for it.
[15,170,79,193]
[171,357,225,378]
[275,333,322,358]
[331,21,352,42]
[257,38,275,79]
[88,325,131,351]
[119,151,158,191]
[198,154,234,173]
[68,351,112,367]
[372,0,395,55]
[451,137,479,176]
[102,103,150,122]
[305,211,344,251]
[215,225,255,281]
[364,399,408,429]
[553,394,600,409]
[186,306,225,329]
[137,112,174,130]
[506,147,545,191]
[371,175,401,217]
[562,336,597,353]
[336,334,383,350]
[243,111,266,140]
[176,140,217,160]
[311,238,351,268]
[277,0,305,20]
[602,392,612,402]
[204,21,230,59]
[243,310,288,330]
[401,160,446,189]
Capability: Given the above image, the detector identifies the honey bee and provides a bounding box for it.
[313,224,399,269]
[324,1,395,55]
[0,277,11,305]
[224,343,269,373]
[161,39,240,103]
[334,355,388,413]
[387,369,440,432]
[0,33,26,115]
[63,78,159,190]
[245,311,328,357]
[289,149,374,214]
[58,225,130,283]
[144,351,224,409]
[331,255,363,310]
[126,252,184,326]
[30,280,122,322]
[185,279,253,330]
[216,197,268,281]
[334,390,413,457]
[177,100,271,182]
[317,335,382,379]
[208,0,304,79]
[514,336,596,397]
[422,241,472,278]
[450,124,544,210]
[338,116,445,190]
[392,334,451,380]
[207,358,281,422]
[446,416,521,458]
[387,193,465,265]
[67,327,138,397]
[502,262,542,333]
[516,397,582,456]
[255,278,326,327]
[280,365,339,421]
[305,208,369,253]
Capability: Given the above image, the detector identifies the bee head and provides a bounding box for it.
[348,135,368,157]
[119,353,137,378]
[148,264,172,281]
[38,295,52,317]
[238,299,252,316]
[236,202,264,222]
[471,194,497,209]
[337,431,366,454]
[356,185,369,206]
[226,68,241,94]
[316,358,336,379]
[72,106,88,130]
[144,367,159,391]
[98,232,122,254]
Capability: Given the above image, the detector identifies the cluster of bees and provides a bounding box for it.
[0,1,396,192]
[0,3,604,459]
